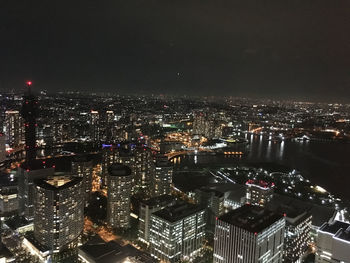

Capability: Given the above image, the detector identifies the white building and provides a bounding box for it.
[316,220,350,263]
[149,203,206,263]
[214,204,285,263]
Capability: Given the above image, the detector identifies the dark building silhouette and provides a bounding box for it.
[21,81,38,162]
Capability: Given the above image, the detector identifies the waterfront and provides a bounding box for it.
[174,133,350,200]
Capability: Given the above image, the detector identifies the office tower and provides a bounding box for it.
[149,203,206,263]
[18,160,55,221]
[4,110,23,148]
[315,220,350,263]
[33,176,84,253]
[135,147,154,195]
[107,164,133,228]
[21,81,38,162]
[283,211,312,263]
[90,110,99,142]
[195,188,225,232]
[246,179,274,207]
[153,155,173,197]
[138,195,175,244]
[214,204,285,263]
[71,155,93,204]
[0,133,5,163]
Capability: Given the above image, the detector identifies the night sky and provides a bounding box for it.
[1,0,350,101]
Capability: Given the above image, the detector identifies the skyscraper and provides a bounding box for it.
[149,203,206,263]
[18,160,55,221]
[90,110,99,142]
[21,81,38,162]
[33,176,84,254]
[214,204,285,263]
[107,164,133,228]
[153,155,173,197]
[135,147,154,196]
[4,110,23,148]
[71,155,93,205]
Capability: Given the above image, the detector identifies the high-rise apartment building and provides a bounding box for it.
[149,203,206,263]
[153,155,173,197]
[135,147,154,195]
[315,220,350,263]
[4,110,23,148]
[33,176,84,253]
[246,179,274,207]
[90,110,99,142]
[71,155,93,205]
[138,195,175,244]
[214,204,285,263]
[107,164,133,228]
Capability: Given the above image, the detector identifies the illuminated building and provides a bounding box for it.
[4,110,23,148]
[195,188,225,232]
[71,155,93,205]
[135,147,154,195]
[0,133,6,163]
[33,176,84,255]
[213,204,285,263]
[0,172,18,216]
[315,220,350,263]
[153,155,173,197]
[78,235,157,263]
[18,160,55,221]
[138,195,175,244]
[21,81,38,162]
[107,164,133,228]
[115,147,136,192]
[246,179,274,207]
[149,203,206,263]
[101,146,117,186]
[283,211,312,263]
[90,110,99,142]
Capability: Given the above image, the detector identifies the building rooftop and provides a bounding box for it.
[219,204,284,233]
[141,195,175,208]
[246,179,275,189]
[153,203,204,223]
[319,221,350,242]
[79,236,157,263]
[34,176,82,191]
[266,194,336,227]
[108,164,132,177]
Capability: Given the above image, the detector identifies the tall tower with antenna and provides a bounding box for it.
[21,81,38,162]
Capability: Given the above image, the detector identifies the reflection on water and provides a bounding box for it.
[174,134,350,200]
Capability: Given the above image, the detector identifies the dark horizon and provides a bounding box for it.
[1,0,350,102]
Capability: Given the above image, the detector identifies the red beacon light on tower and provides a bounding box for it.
[26,81,32,86]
